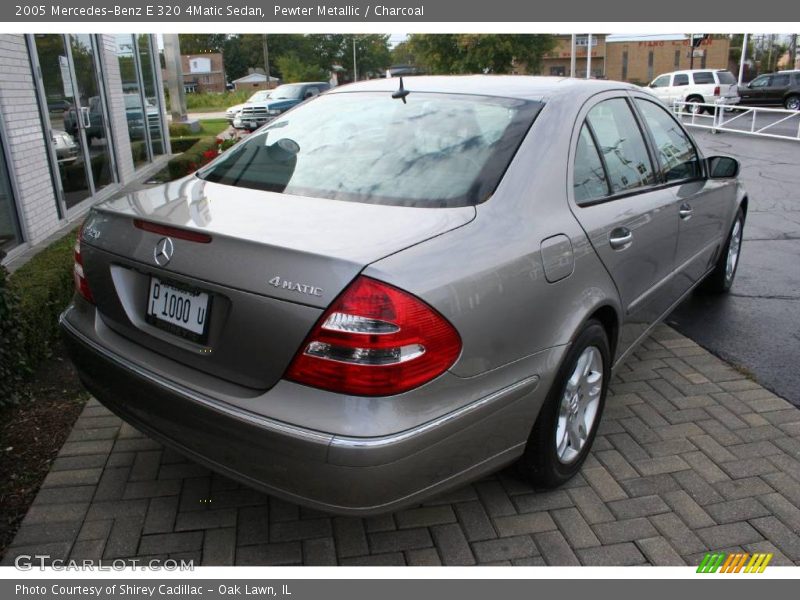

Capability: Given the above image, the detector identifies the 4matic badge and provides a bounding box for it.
[269,276,323,297]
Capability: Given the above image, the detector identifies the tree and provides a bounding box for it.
[178,34,226,54]
[275,54,328,83]
[405,34,556,75]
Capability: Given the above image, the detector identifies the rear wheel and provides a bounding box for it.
[518,320,610,488]
[700,208,744,293]
[686,96,705,114]
[785,95,800,111]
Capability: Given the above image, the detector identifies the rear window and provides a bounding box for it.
[199,91,542,207]
[674,74,689,86]
[716,71,736,84]
[692,72,715,84]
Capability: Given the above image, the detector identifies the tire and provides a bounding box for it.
[785,95,800,111]
[518,319,611,488]
[686,96,705,115]
[699,208,744,294]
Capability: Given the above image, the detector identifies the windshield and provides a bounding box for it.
[198,91,542,207]
[248,91,271,102]
[269,84,305,100]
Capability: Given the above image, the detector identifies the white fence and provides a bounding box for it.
[672,101,800,142]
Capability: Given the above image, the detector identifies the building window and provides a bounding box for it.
[622,50,628,81]
[576,35,599,47]
[550,66,566,76]
[0,127,22,254]
[647,50,654,81]
[674,49,681,69]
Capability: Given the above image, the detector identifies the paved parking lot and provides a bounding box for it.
[4,324,800,567]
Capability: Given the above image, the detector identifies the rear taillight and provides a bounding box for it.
[285,276,461,396]
[714,85,721,96]
[73,230,94,304]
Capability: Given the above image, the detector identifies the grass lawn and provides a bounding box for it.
[197,118,230,137]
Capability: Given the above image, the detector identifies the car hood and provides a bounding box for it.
[227,103,244,113]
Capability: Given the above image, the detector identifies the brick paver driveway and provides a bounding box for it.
[4,325,800,566]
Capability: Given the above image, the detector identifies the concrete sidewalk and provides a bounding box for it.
[3,325,800,567]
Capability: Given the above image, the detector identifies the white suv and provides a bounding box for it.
[647,69,740,113]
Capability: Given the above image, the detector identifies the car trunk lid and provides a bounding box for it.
[78,177,474,390]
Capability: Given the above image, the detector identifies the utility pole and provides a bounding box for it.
[352,36,358,82]
[738,33,748,87]
[262,34,271,88]
[690,33,695,70]
[570,34,577,77]
[586,34,592,78]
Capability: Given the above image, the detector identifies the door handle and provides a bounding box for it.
[609,227,633,250]
[679,203,693,220]
[80,106,91,129]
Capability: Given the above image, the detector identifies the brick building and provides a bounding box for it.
[181,52,226,93]
[605,34,731,85]
[0,34,169,265]
[528,34,732,85]
[535,34,606,78]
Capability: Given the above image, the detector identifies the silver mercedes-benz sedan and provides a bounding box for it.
[61,76,746,515]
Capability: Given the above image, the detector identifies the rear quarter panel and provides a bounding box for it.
[365,96,623,379]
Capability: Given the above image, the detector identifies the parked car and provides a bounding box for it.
[233,82,330,130]
[647,69,740,113]
[123,94,161,140]
[225,90,272,123]
[65,95,160,143]
[61,76,746,515]
[737,71,800,110]
[52,129,78,163]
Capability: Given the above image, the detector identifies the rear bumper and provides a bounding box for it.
[60,305,545,515]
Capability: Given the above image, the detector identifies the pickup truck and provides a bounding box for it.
[233,82,330,130]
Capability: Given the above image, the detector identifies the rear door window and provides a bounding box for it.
[635,99,701,182]
[585,98,656,194]
[772,75,790,87]
[573,125,609,203]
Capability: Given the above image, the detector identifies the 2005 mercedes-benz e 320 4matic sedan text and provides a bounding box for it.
[61,76,747,515]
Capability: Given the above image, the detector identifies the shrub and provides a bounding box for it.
[170,136,205,153]
[0,231,77,407]
[166,136,219,180]
[0,252,25,407]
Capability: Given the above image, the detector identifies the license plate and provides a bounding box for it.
[146,277,211,342]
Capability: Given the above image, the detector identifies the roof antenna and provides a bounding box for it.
[392,76,410,104]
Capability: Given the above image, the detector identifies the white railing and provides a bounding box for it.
[672,101,800,142]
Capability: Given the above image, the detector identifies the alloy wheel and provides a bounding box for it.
[555,346,604,464]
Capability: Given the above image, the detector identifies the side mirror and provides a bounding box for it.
[707,156,739,179]
[304,91,313,99]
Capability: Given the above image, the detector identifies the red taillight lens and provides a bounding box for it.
[714,85,721,96]
[285,276,461,396]
[73,233,94,304]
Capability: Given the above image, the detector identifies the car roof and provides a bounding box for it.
[327,75,639,103]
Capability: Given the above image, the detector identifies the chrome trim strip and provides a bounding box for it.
[330,375,540,450]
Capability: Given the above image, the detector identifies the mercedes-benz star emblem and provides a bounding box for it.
[153,237,174,267]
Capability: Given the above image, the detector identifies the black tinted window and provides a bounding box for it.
[573,125,609,203]
[773,75,790,87]
[199,92,541,207]
[636,99,701,182]
[674,74,689,86]
[716,71,737,84]
[692,72,715,84]
[586,99,655,194]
